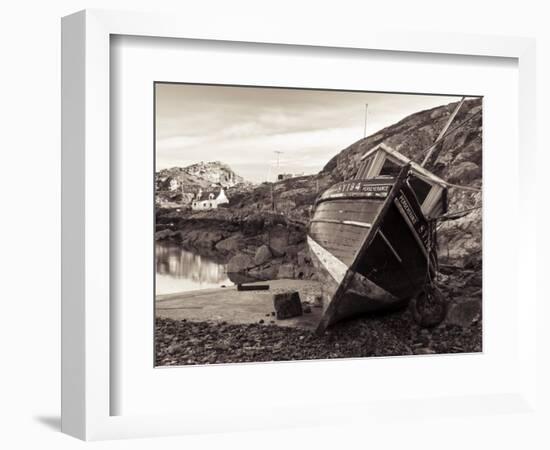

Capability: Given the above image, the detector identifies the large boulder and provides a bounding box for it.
[438,206,482,268]
[227,254,255,273]
[215,234,244,254]
[243,214,265,236]
[155,229,175,240]
[254,245,272,265]
[269,225,289,256]
[446,299,482,328]
[248,263,279,280]
[273,291,303,319]
[202,231,225,248]
[447,161,481,184]
[282,244,301,261]
[180,229,224,249]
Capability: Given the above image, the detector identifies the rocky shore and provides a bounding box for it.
[155,267,482,366]
[156,207,317,281]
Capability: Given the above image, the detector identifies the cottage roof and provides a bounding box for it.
[195,189,220,202]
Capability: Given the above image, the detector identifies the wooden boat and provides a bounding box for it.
[308,143,449,333]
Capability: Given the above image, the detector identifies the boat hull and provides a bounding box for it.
[308,236,402,326]
[308,172,436,332]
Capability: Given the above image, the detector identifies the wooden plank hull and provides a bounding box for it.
[308,236,401,326]
[308,173,436,332]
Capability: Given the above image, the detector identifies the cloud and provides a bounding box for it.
[155,83,461,182]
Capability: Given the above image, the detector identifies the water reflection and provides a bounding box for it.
[156,242,233,295]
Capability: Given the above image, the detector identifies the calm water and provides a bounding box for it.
[155,242,233,295]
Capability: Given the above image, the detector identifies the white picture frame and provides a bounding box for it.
[61,9,538,441]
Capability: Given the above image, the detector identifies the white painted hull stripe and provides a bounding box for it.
[377,230,403,263]
[307,236,347,284]
[310,219,372,229]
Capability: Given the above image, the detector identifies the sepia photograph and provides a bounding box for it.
[154,83,482,366]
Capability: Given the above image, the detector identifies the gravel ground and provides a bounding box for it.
[155,308,481,366]
[155,267,482,366]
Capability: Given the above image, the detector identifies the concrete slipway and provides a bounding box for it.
[155,279,322,330]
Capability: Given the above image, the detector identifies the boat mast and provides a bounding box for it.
[421,97,465,167]
[363,103,369,138]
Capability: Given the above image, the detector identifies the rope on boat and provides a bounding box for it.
[418,107,483,193]
[442,182,482,192]
[436,205,482,223]
[419,109,482,168]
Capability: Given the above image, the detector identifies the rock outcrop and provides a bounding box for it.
[321,98,482,268]
[156,208,316,282]
[156,161,250,206]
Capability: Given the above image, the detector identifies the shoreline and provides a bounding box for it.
[155,311,482,366]
[155,208,317,282]
[155,270,482,366]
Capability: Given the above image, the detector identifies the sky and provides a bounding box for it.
[155,83,461,183]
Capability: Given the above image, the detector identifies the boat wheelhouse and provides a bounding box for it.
[359,143,448,219]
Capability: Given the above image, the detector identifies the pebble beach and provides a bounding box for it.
[156,304,482,366]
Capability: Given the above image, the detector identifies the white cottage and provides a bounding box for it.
[191,187,229,211]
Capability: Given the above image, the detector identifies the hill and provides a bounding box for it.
[321,98,482,268]
[224,98,482,268]
[156,161,249,205]
[157,98,483,271]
